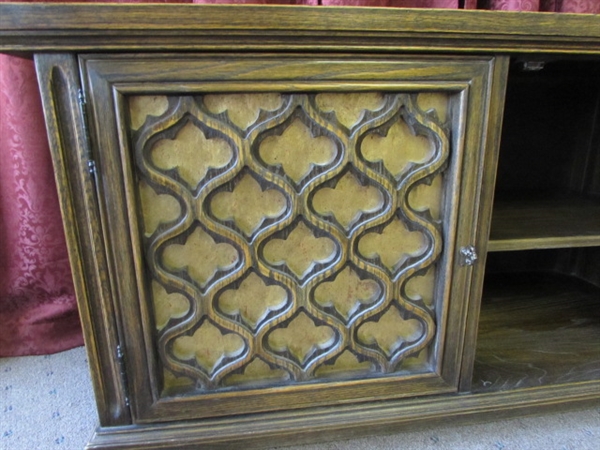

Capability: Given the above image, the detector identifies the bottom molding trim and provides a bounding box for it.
[87,382,600,450]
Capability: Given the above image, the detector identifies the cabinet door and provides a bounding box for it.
[81,55,493,423]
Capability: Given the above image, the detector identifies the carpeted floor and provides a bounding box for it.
[1,346,599,450]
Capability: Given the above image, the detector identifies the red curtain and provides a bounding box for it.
[0,0,195,357]
[0,0,597,357]
[485,1,599,12]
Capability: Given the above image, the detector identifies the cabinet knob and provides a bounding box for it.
[459,246,478,266]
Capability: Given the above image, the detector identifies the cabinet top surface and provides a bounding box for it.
[1,2,599,54]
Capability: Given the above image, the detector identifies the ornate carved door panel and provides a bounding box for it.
[80,55,495,423]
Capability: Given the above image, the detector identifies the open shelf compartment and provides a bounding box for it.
[472,249,600,394]
[489,58,600,253]
[488,195,600,252]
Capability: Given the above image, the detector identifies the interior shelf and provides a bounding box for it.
[471,271,600,394]
[488,196,600,252]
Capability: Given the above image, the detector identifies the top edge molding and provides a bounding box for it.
[1,3,599,53]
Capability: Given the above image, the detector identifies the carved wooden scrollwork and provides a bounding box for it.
[128,91,450,396]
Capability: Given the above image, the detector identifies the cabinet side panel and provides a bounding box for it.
[34,53,131,426]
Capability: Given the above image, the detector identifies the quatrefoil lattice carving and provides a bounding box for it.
[151,121,234,190]
[217,272,289,331]
[129,91,450,394]
[210,173,288,238]
[172,320,246,376]
[358,217,428,274]
[266,311,337,368]
[262,221,338,281]
[311,169,385,230]
[162,227,240,289]
[258,118,339,186]
[313,266,381,322]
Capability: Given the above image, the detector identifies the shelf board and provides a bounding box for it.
[488,197,600,252]
[472,272,600,393]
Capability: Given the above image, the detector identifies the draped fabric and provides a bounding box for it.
[0,53,82,356]
[485,0,599,12]
[0,0,597,357]
[0,0,194,357]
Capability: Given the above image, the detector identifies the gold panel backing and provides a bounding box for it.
[128,92,450,394]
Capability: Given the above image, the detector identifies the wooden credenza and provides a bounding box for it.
[1,4,599,449]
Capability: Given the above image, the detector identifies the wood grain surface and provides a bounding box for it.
[473,271,600,392]
[1,4,600,53]
[20,4,600,449]
[489,196,600,251]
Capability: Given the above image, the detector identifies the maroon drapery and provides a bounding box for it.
[1,0,598,357]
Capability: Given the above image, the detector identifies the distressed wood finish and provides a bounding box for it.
[1,3,599,450]
[85,382,600,450]
[34,54,131,427]
[1,4,600,53]
[488,197,600,251]
[80,54,495,423]
[135,91,447,393]
[473,272,600,393]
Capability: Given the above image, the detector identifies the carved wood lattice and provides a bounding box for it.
[129,92,450,395]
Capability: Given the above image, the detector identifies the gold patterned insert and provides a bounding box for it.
[138,182,181,237]
[162,228,240,287]
[262,221,338,280]
[210,174,287,237]
[129,95,169,131]
[315,350,374,378]
[223,358,289,387]
[312,171,385,230]
[151,281,189,331]
[357,306,424,357]
[151,122,233,189]
[129,92,450,394]
[361,117,434,179]
[259,119,338,184]
[358,218,428,272]
[315,93,386,129]
[313,266,381,321]
[267,311,337,367]
[204,93,283,130]
[217,272,288,330]
[172,320,246,375]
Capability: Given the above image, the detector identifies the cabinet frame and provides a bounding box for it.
[75,54,496,424]
[3,4,599,449]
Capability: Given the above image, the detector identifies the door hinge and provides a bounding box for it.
[77,89,97,177]
[87,159,97,176]
[116,344,130,407]
[459,246,478,266]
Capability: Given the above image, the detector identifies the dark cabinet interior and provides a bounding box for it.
[489,58,600,251]
[475,58,600,395]
[474,248,600,393]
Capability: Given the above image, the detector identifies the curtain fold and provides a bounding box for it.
[0,53,82,356]
[485,0,600,11]
[0,0,597,357]
[319,1,459,7]
[0,0,193,357]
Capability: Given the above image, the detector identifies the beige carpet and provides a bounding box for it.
[1,346,599,450]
